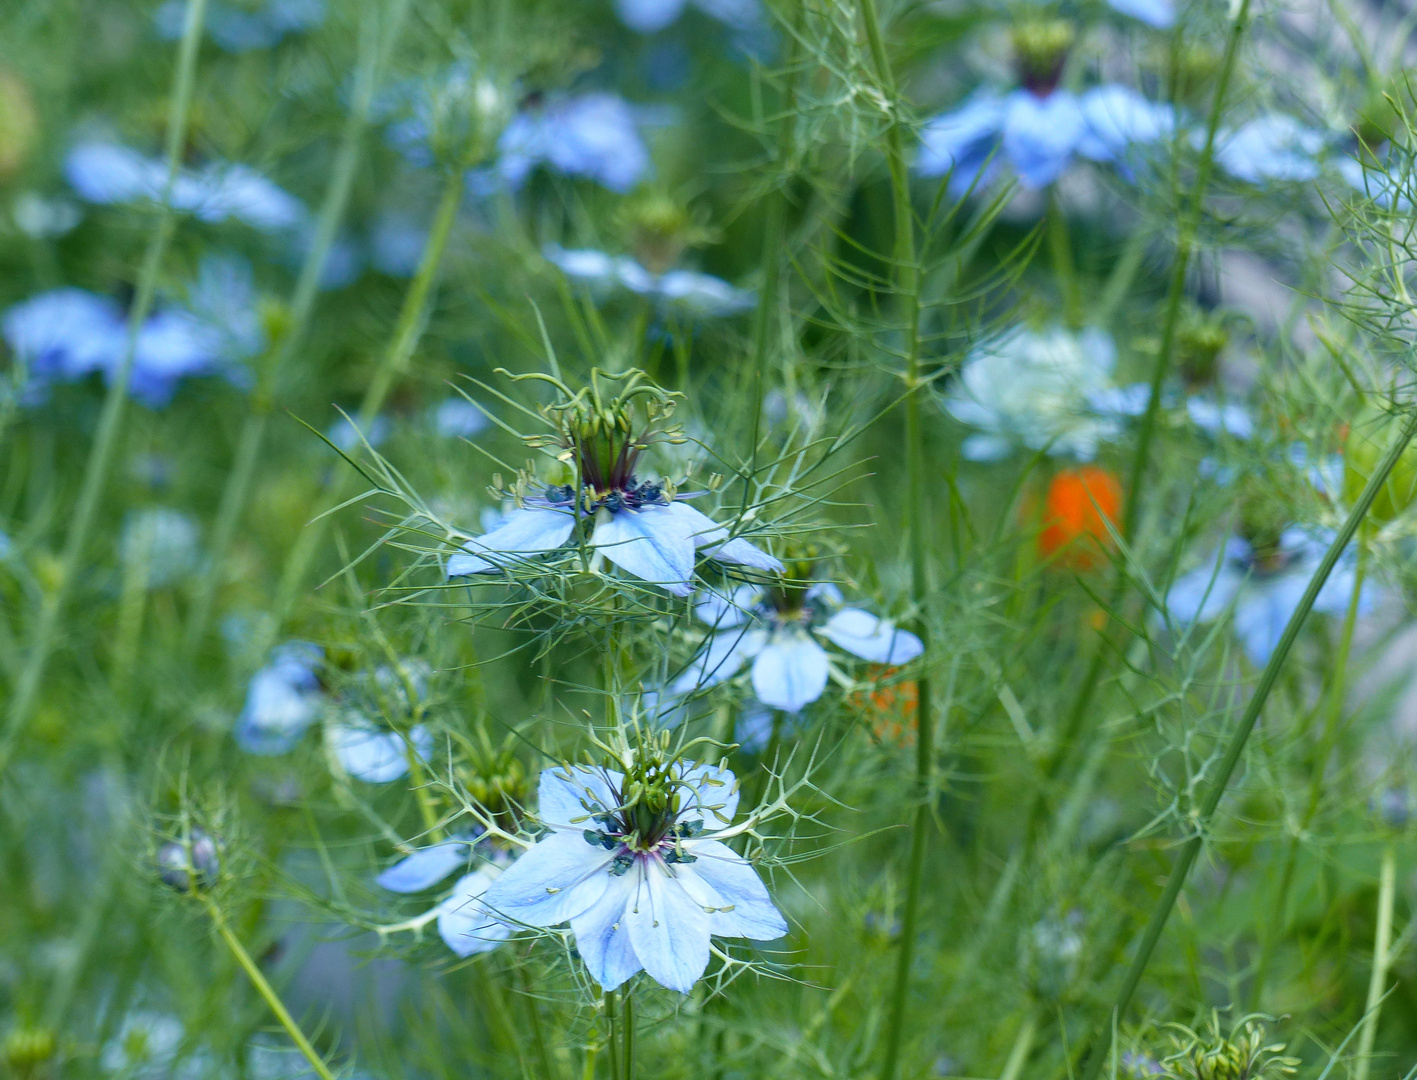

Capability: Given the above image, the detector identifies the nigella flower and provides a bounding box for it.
[155,0,324,52]
[118,508,201,586]
[916,84,1174,194]
[1,288,125,395]
[614,0,766,36]
[64,140,305,232]
[328,660,435,783]
[944,325,1126,461]
[1210,115,1324,185]
[446,371,781,596]
[1185,397,1253,440]
[670,579,923,713]
[482,759,787,993]
[377,838,514,957]
[234,642,325,755]
[490,93,651,194]
[1162,526,1375,665]
[1105,0,1175,28]
[545,244,755,317]
[431,397,489,439]
[1337,154,1412,211]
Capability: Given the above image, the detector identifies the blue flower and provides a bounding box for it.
[328,660,435,783]
[446,388,780,595]
[431,397,488,439]
[376,838,514,957]
[1338,154,1412,211]
[492,93,651,194]
[118,507,201,586]
[614,0,766,37]
[155,0,324,52]
[234,642,325,755]
[65,141,305,231]
[671,583,923,713]
[1186,397,1253,440]
[370,211,429,277]
[1105,0,1175,28]
[545,244,755,317]
[916,85,1174,194]
[945,325,1126,461]
[481,761,787,993]
[1210,115,1324,185]
[2,288,125,391]
[1162,527,1374,665]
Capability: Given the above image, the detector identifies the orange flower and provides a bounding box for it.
[852,665,918,746]
[1038,466,1123,570]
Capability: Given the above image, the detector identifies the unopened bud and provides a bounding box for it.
[157,828,221,892]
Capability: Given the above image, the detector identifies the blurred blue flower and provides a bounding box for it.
[431,397,488,438]
[65,141,305,231]
[1210,115,1324,185]
[370,211,429,277]
[670,584,923,713]
[118,507,201,586]
[327,413,391,452]
[1338,154,1412,211]
[329,723,433,783]
[1186,396,1253,440]
[917,85,1174,193]
[615,0,764,33]
[492,93,651,193]
[155,0,324,52]
[1162,527,1374,665]
[545,244,755,317]
[1105,0,1175,27]
[944,325,1126,461]
[482,761,787,993]
[234,642,325,755]
[2,288,126,390]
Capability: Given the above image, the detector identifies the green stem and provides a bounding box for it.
[999,1010,1039,1080]
[186,0,403,649]
[856,2,933,1078]
[1026,0,1258,871]
[265,164,466,639]
[202,896,337,1080]
[1355,843,1396,1080]
[622,987,635,1080]
[112,544,151,702]
[0,0,209,773]
[605,990,622,1080]
[1046,189,1080,330]
[1074,408,1417,1080]
[513,964,558,1080]
[1250,541,1369,1008]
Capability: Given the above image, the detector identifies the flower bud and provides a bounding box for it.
[1343,408,1417,524]
[157,828,221,892]
[1012,19,1075,95]
[3,1026,56,1080]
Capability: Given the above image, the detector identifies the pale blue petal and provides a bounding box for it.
[706,536,784,572]
[1212,115,1323,185]
[437,870,514,956]
[670,627,767,695]
[916,92,1007,193]
[674,761,740,828]
[616,0,688,31]
[537,765,624,830]
[1106,0,1174,27]
[1002,90,1086,189]
[377,842,470,893]
[481,833,612,926]
[592,506,697,595]
[568,873,642,991]
[627,862,711,993]
[1076,85,1173,162]
[677,839,787,940]
[961,433,1013,461]
[1187,397,1253,440]
[447,507,576,576]
[672,502,783,571]
[655,271,756,316]
[544,244,621,285]
[1235,577,1305,666]
[330,724,430,784]
[693,585,764,628]
[818,608,923,665]
[1164,554,1245,625]
[751,634,831,712]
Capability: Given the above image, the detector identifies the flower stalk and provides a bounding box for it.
[856,1,934,1077]
[201,895,337,1080]
[1354,843,1396,1080]
[187,0,406,649]
[1074,407,1417,1080]
[0,0,209,774]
